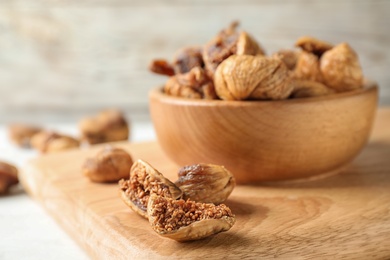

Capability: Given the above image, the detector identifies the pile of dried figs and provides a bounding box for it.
[150,22,364,101]
[119,159,236,242]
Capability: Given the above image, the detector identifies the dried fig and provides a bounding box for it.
[172,46,204,74]
[320,43,363,91]
[0,161,19,194]
[31,131,80,153]
[293,51,323,82]
[214,55,293,100]
[147,194,235,242]
[79,109,129,145]
[295,36,333,56]
[203,22,264,78]
[290,80,335,98]
[272,49,299,70]
[149,59,175,76]
[119,159,182,219]
[8,124,42,148]
[82,146,133,183]
[175,164,235,204]
[164,67,217,99]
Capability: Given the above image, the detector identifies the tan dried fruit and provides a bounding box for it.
[320,43,364,91]
[175,164,235,204]
[290,80,335,99]
[172,46,204,74]
[293,51,323,82]
[79,109,129,145]
[82,146,133,183]
[0,161,19,194]
[214,55,293,100]
[8,124,42,148]
[119,159,182,219]
[236,31,265,56]
[203,22,264,78]
[147,194,235,242]
[31,131,80,153]
[272,49,299,70]
[295,36,333,56]
[149,59,175,76]
[164,67,217,99]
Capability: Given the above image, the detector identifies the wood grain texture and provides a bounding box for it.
[150,84,378,183]
[20,108,390,259]
[0,0,389,123]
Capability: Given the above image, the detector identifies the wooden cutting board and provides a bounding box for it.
[20,109,390,259]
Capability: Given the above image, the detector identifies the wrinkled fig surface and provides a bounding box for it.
[83,146,133,183]
[320,43,364,92]
[147,194,235,242]
[119,159,182,218]
[214,55,293,100]
[175,164,235,204]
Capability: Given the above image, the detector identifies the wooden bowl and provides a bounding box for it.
[149,82,378,184]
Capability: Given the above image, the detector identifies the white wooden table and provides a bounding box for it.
[0,122,156,260]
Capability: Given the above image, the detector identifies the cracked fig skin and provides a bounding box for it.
[119,159,182,219]
[175,164,235,204]
[147,194,235,242]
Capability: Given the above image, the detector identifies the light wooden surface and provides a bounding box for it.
[150,84,378,183]
[20,108,390,259]
[0,1,389,123]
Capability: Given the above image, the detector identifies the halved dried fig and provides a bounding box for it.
[175,164,235,204]
[119,159,182,218]
[147,194,235,242]
[164,67,217,99]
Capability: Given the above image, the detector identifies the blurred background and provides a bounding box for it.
[0,0,389,124]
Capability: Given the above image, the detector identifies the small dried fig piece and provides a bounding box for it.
[148,194,235,242]
[175,164,235,204]
[203,22,264,78]
[293,51,323,82]
[295,36,333,56]
[172,46,204,74]
[320,43,363,92]
[236,31,265,56]
[214,55,293,100]
[0,161,19,194]
[164,67,217,99]
[82,146,133,183]
[31,131,80,153]
[290,80,335,98]
[8,124,42,148]
[149,59,175,76]
[119,159,182,219]
[79,109,129,145]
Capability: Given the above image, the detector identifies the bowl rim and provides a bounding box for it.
[149,80,378,107]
